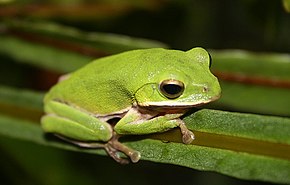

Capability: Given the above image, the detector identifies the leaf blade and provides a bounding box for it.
[0,114,289,184]
[210,49,290,116]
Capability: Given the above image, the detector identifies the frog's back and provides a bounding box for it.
[45,48,191,115]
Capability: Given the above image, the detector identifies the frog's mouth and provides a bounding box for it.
[138,95,220,113]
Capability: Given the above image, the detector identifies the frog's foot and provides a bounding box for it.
[178,120,195,144]
[103,142,129,164]
[54,134,140,164]
[106,133,141,164]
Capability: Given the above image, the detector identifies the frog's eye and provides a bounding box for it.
[208,52,212,68]
[159,79,184,99]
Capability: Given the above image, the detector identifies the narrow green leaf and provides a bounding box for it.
[0,35,92,73]
[0,20,167,73]
[186,109,290,145]
[130,140,290,184]
[0,86,43,110]
[5,20,168,54]
[0,112,289,184]
[210,50,290,116]
[211,50,290,80]
[0,86,44,121]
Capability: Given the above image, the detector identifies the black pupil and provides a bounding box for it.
[163,84,182,95]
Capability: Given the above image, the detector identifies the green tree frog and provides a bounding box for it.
[41,47,221,164]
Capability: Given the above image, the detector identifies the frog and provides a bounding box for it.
[41,47,221,164]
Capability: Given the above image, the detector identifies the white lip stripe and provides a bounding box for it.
[138,95,221,107]
[139,100,212,107]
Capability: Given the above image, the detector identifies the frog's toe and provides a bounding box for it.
[182,130,195,144]
[128,150,141,163]
[178,119,195,144]
[107,135,141,164]
[105,143,130,164]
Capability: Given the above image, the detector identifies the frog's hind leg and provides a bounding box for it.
[55,133,140,164]
[42,100,113,142]
[41,100,140,163]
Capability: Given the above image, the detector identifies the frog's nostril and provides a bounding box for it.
[203,86,209,93]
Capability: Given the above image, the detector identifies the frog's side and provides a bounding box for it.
[41,48,221,164]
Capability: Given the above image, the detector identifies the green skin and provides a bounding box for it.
[41,47,221,164]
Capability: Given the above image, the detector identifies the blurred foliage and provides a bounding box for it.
[284,0,290,12]
[0,0,290,185]
[0,0,290,52]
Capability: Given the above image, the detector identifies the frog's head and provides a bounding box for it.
[134,47,221,112]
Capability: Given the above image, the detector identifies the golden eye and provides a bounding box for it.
[159,79,184,99]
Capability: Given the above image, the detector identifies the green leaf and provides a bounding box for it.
[5,20,168,54]
[185,109,290,145]
[0,86,43,110]
[0,86,44,121]
[0,86,289,184]
[211,50,290,80]
[210,50,290,116]
[131,140,290,184]
[0,20,168,73]
[0,35,92,73]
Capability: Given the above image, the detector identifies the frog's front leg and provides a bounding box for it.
[41,100,140,163]
[114,107,195,144]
